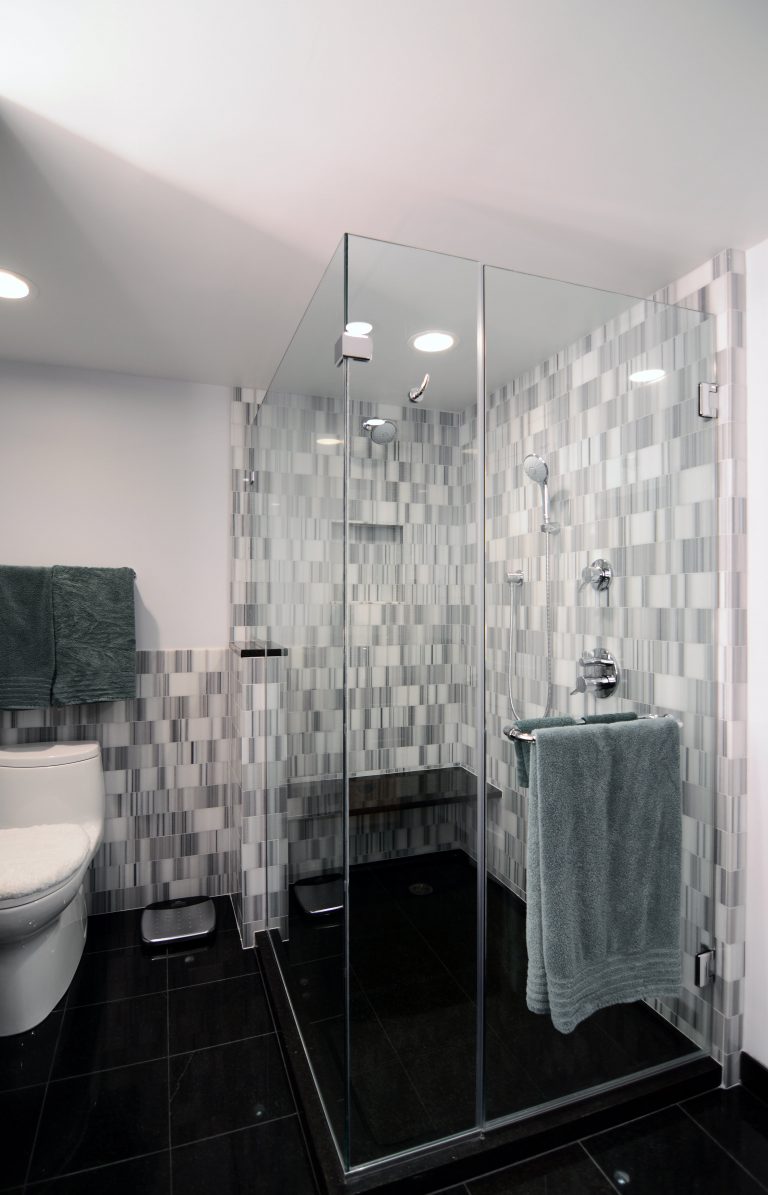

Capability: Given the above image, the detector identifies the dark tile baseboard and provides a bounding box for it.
[741,1052,768,1105]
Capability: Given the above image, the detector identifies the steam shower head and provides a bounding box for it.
[523,454,549,486]
[363,417,397,445]
[408,373,430,403]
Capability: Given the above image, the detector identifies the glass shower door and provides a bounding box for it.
[342,235,483,1166]
[483,265,718,1121]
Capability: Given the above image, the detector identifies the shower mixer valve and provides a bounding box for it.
[570,648,620,699]
[578,559,613,593]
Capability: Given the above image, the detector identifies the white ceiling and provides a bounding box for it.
[1,0,767,393]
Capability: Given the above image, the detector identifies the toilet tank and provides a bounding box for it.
[0,743,105,835]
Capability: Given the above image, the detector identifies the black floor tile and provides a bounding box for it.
[52,992,168,1078]
[350,923,447,994]
[684,1088,768,1189]
[169,1034,294,1145]
[166,930,258,989]
[0,1083,45,1190]
[286,954,349,1024]
[591,1001,699,1070]
[169,973,273,1054]
[211,895,237,933]
[66,946,167,1007]
[367,974,476,1058]
[84,909,142,954]
[584,1105,767,1193]
[171,1116,317,1195]
[468,1143,614,1193]
[0,1009,61,1092]
[28,1150,171,1193]
[29,1059,169,1181]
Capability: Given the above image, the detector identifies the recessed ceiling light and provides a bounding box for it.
[411,330,455,353]
[629,368,666,383]
[345,321,373,336]
[317,437,344,446]
[0,269,31,300]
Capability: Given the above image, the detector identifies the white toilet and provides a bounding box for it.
[0,742,105,1036]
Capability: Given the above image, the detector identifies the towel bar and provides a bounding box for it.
[502,713,681,744]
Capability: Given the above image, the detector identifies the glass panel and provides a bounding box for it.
[483,266,718,1121]
[343,235,481,1166]
[257,239,350,1163]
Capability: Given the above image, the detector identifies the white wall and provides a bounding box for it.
[0,361,230,649]
[746,237,768,1070]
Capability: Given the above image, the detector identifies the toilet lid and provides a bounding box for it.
[0,823,91,902]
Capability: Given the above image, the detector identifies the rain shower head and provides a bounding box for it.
[363,417,397,445]
[523,453,557,532]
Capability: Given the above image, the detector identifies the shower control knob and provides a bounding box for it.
[570,677,587,695]
[578,559,613,593]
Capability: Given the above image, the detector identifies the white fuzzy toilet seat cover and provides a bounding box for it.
[0,823,92,900]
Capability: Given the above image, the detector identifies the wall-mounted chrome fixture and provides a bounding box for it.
[362,417,398,445]
[570,649,620,699]
[578,559,613,594]
[698,381,719,419]
[523,454,559,534]
[408,373,430,403]
[335,331,372,366]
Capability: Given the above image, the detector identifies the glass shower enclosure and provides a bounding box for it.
[251,234,719,1174]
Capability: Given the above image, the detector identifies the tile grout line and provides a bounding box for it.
[578,1138,623,1193]
[23,1147,171,1190]
[679,1101,768,1193]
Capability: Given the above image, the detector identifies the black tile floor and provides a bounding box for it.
[3,881,767,1195]
[279,850,700,1166]
[0,897,319,1194]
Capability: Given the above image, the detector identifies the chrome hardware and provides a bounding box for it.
[695,947,716,987]
[506,568,524,586]
[503,711,679,744]
[335,331,372,366]
[698,381,718,419]
[408,373,430,402]
[578,558,613,593]
[570,648,620,699]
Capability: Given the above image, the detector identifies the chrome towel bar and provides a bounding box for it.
[502,714,681,745]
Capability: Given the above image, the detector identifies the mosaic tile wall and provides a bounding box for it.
[0,648,235,914]
[455,250,746,1079]
[234,389,471,892]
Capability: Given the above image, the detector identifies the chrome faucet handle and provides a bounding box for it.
[578,559,613,593]
[570,677,587,695]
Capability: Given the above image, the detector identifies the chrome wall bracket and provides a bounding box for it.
[335,331,372,366]
[694,947,716,987]
[698,382,719,419]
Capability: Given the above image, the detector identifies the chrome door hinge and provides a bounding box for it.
[695,947,716,987]
[698,382,719,419]
[335,332,372,366]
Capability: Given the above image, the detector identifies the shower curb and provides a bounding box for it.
[255,930,721,1195]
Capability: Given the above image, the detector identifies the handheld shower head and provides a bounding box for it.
[523,453,556,531]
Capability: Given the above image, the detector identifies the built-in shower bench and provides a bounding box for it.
[348,766,501,815]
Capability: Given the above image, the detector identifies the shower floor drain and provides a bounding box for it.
[408,882,434,897]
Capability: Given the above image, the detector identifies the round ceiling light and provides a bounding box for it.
[0,269,32,300]
[629,368,666,384]
[411,330,455,353]
[345,321,373,336]
[317,437,344,446]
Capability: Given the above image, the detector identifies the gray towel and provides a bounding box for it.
[52,566,137,705]
[526,718,682,1033]
[0,566,55,708]
[582,712,638,724]
[513,716,576,788]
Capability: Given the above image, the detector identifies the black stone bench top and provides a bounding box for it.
[348,766,501,816]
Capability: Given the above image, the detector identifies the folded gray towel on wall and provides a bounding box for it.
[582,712,638,724]
[52,566,137,705]
[526,717,682,1034]
[513,716,576,788]
[0,566,55,709]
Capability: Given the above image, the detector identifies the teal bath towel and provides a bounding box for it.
[513,716,576,788]
[0,566,55,708]
[51,566,137,705]
[525,717,682,1033]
